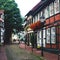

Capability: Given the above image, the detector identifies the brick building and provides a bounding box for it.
[24,0,60,53]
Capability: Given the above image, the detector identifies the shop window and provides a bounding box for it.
[51,27,56,44]
[43,29,46,47]
[49,2,54,16]
[46,28,50,43]
[37,31,42,48]
[54,0,59,14]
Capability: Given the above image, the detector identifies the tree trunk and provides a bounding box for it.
[4,28,12,44]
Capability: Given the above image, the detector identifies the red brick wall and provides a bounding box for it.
[45,14,60,24]
[45,13,60,49]
[50,16,55,23]
[46,44,51,48]
[56,25,60,49]
[55,14,60,21]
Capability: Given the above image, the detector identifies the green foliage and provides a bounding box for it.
[0,0,23,31]
[0,0,23,44]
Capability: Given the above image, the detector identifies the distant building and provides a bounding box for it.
[24,0,60,53]
[0,10,4,44]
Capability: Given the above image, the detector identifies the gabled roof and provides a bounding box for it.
[25,10,33,17]
[25,0,46,16]
[32,0,55,16]
[31,1,42,11]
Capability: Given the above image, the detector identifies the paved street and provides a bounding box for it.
[0,46,7,60]
[0,44,44,60]
[0,44,59,60]
[19,43,59,60]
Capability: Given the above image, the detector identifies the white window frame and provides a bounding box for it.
[45,6,49,19]
[49,2,54,16]
[46,28,50,43]
[33,17,35,23]
[51,27,56,44]
[38,13,40,20]
[54,0,59,14]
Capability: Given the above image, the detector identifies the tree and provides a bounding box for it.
[0,0,23,44]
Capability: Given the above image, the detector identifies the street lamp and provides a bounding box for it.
[40,16,45,56]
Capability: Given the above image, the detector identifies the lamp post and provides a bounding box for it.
[40,16,45,56]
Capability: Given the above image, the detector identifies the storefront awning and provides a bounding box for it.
[29,21,41,30]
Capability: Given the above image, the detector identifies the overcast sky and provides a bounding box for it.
[15,0,41,17]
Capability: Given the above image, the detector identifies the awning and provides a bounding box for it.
[29,21,41,30]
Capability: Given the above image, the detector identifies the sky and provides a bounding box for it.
[15,0,41,17]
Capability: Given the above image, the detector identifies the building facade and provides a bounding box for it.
[24,0,60,53]
[0,10,4,44]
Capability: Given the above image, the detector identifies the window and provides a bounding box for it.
[54,0,59,14]
[51,27,56,44]
[35,15,38,22]
[45,6,49,18]
[37,31,42,48]
[38,13,40,20]
[49,2,54,16]
[40,10,45,21]
[42,10,45,17]
[46,28,50,43]
[33,17,35,23]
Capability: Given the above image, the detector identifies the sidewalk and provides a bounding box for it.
[19,43,59,60]
[0,46,7,60]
